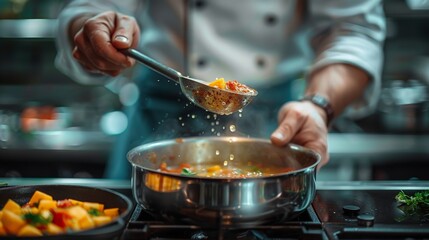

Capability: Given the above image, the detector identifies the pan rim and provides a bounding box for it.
[127,136,321,181]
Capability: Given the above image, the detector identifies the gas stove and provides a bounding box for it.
[2,179,427,239]
[119,182,429,240]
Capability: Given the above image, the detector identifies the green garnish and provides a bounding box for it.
[396,190,429,211]
[88,208,102,216]
[23,213,51,226]
[181,168,196,176]
[247,166,262,174]
[395,190,429,222]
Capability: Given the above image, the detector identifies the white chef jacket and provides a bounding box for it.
[55,0,386,119]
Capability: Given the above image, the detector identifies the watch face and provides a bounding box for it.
[313,95,327,107]
[301,94,334,126]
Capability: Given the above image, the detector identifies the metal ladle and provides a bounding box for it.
[123,48,258,115]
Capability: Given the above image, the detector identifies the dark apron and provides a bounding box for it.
[104,69,302,179]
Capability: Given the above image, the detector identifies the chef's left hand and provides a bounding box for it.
[270,101,329,169]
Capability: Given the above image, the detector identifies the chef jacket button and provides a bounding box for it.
[194,0,206,10]
[197,58,207,68]
[265,14,278,26]
[256,57,266,68]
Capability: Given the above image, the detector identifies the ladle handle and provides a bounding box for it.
[122,48,181,82]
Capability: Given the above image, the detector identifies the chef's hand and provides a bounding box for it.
[270,101,329,169]
[71,11,140,76]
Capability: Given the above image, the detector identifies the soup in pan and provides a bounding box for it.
[158,162,294,178]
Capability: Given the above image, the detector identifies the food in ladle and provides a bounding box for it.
[208,78,255,94]
[158,162,294,178]
[0,190,119,237]
[192,78,256,115]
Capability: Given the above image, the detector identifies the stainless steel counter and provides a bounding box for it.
[321,133,429,181]
[328,133,429,161]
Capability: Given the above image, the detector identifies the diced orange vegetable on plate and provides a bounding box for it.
[83,202,104,211]
[2,210,26,235]
[66,206,88,220]
[68,199,83,206]
[2,199,21,214]
[0,222,6,236]
[92,216,112,226]
[17,224,43,237]
[46,223,63,235]
[28,190,53,205]
[38,199,57,210]
[78,214,95,230]
[104,208,119,218]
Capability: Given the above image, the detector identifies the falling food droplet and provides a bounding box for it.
[211,122,215,126]
[191,114,196,119]
[179,117,182,121]
[211,128,215,132]
[222,126,226,130]
[229,125,236,132]
[239,113,242,118]
[238,109,243,113]
[229,138,233,143]
[216,132,221,136]
[206,115,211,119]
[215,121,219,125]
[230,154,234,161]
[215,150,220,155]
[187,114,190,117]
[223,160,228,166]
[181,123,185,127]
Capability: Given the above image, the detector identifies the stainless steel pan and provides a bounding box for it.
[128,137,320,227]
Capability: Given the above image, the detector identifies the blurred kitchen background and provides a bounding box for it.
[0,0,428,180]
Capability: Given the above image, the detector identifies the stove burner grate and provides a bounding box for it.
[120,205,325,240]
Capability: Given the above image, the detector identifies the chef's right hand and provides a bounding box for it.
[71,11,140,76]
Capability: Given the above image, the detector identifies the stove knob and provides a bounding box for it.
[357,213,375,227]
[343,205,360,216]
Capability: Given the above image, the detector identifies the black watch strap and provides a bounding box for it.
[300,94,334,126]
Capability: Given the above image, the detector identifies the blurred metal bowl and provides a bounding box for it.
[128,136,320,227]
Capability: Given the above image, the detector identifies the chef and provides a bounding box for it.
[55,0,386,179]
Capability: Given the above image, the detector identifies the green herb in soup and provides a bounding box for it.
[158,162,294,178]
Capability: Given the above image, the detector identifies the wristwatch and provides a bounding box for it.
[300,94,334,126]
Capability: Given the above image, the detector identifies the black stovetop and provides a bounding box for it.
[120,188,429,240]
[1,179,428,239]
[314,189,429,240]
